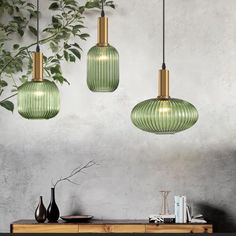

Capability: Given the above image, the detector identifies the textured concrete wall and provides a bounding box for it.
[0,0,236,232]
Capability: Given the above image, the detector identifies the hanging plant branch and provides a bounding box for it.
[0,0,116,112]
[52,160,96,189]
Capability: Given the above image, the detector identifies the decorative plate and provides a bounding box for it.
[60,215,93,222]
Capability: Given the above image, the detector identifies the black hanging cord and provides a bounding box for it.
[162,0,166,69]
[36,0,40,52]
[101,0,105,17]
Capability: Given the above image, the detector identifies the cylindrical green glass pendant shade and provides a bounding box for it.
[87,45,119,92]
[17,52,60,120]
[87,16,119,92]
[17,80,60,119]
[131,98,198,134]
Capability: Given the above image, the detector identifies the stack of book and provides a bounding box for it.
[149,214,175,224]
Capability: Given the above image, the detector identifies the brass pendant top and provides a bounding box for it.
[32,52,43,82]
[158,69,170,99]
[97,16,108,47]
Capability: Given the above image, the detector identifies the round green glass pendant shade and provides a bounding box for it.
[131,98,198,134]
[17,80,60,119]
[87,45,119,92]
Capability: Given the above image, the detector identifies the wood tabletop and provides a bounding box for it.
[11,219,213,233]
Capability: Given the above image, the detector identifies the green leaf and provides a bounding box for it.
[64,5,77,11]
[63,0,77,5]
[49,2,59,10]
[52,16,61,28]
[62,31,70,40]
[73,43,82,50]
[26,3,35,9]
[78,6,85,14]
[72,25,85,34]
[28,25,37,36]
[69,48,81,59]
[51,59,60,63]
[79,33,89,40]
[85,1,100,9]
[17,28,24,37]
[80,33,89,38]
[64,77,70,85]
[0,101,14,112]
[0,80,8,87]
[49,42,59,53]
[13,44,20,50]
[56,54,63,60]
[64,50,69,61]
[28,9,37,18]
[64,43,71,49]
[53,74,64,84]
[50,64,61,74]
[13,16,24,22]
[69,54,75,62]
[106,1,116,9]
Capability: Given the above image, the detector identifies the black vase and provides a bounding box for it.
[47,188,60,222]
[35,196,47,223]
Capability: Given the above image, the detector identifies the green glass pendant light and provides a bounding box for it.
[87,0,119,92]
[131,0,198,134]
[17,0,60,119]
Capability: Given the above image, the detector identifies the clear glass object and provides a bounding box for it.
[131,98,198,134]
[87,45,119,92]
[17,80,60,119]
[160,191,171,215]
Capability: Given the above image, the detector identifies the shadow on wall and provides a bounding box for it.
[196,202,236,233]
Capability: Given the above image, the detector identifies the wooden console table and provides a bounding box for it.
[11,220,213,233]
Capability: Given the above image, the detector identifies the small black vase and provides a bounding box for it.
[47,188,60,222]
[35,196,47,223]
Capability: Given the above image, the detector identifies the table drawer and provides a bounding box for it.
[12,224,79,233]
[145,224,213,233]
[79,224,145,233]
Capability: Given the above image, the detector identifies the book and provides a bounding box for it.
[175,195,187,223]
[183,196,187,223]
[174,196,180,223]
[179,196,183,223]
[191,218,207,223]
[191,214,207,223]
[186,205,192,222]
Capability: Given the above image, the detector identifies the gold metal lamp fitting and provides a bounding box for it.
[32,52,43,82]
[97,16,108,47]
[158,69,170,99]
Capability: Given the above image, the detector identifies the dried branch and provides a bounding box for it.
[52,160,96,189]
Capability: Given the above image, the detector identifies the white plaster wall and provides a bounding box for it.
[0,0,236,232]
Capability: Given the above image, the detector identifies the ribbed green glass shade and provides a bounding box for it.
[17,80,60,119]
[131,98,198,134]
[87,45,119,92]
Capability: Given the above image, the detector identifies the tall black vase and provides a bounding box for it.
[47,188,60,222]
[35,196,47,223]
